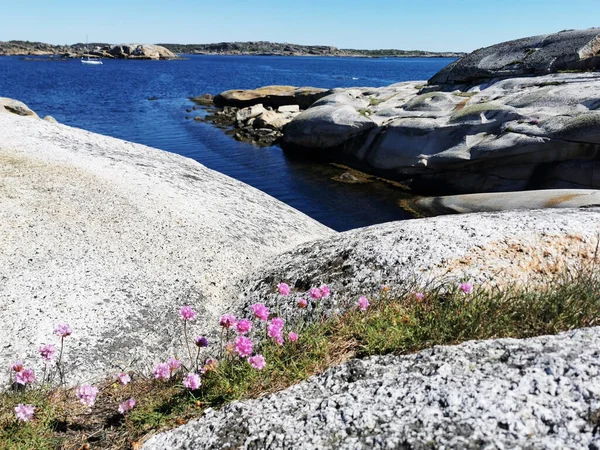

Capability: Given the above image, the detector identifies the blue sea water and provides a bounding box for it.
[0,55,454,231]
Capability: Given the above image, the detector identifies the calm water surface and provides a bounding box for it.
[0,55,454,230]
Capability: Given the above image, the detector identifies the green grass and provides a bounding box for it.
[2,269,599,449]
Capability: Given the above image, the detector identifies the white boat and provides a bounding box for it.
[81,36,103,65]
[81,56,103,65]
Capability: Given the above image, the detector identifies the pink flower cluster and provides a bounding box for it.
[117,372,131,385]
[15,404,35,422]
[459,282,473,295]
[219,314,237,329]
[358,296,370,312]
[235,336,254,357]
[153,358,182,381]
[118,398,136,414]
[267,317,285,345]
[183,373,201,390]
[76,384,99,407]
[39,343,56,362]
[12,361,36,385]
[277,282,291,296]
[54,323,72,338]
[248,354,266,370]
[180,305,197,321]
[251,303,269,321]
[236,319,252,334]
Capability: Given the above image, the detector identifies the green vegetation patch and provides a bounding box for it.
[1,269,599,449]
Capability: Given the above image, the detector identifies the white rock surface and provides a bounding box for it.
[0,113,333,384]
[236,208,600,323]
[143,327,600,449]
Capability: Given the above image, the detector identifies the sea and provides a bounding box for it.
[0,55,455,231]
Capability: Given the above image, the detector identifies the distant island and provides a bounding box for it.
[0,40,465,58]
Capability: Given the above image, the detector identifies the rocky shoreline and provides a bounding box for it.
[194,28,600,197]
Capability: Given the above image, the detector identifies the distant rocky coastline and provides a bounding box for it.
[0,41,178,60]
[159,41,465,58]
[0,40,464,59]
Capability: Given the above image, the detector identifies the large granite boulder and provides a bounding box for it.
[143,327,600,450]
[235,208,600,325]
[282,71,600,194]
[430,28,600,86]
[213,85,331,109]
[107,43,177,60]
[0,113,332,384]
[0,97,39,118]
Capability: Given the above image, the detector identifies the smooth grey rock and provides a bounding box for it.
[0,113,333,384]
[143,327,600,450]
[253,110,297,130]
[42,115,58,123]
[236,104,267,123]
[430,28,600,85]
[236,208,600,325]
[282,105,376,148]
[0,97,38,118]
[282,71,600,194]
[416,189,600,215]
[214,86,331,109]
[277,105,300,113]
[107,43,177,60]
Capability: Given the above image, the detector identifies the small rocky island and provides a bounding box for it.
[196,28,600,198]
[0,41,178,59]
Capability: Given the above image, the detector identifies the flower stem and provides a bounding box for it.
[56,337,65,385]
[183,321,194,371]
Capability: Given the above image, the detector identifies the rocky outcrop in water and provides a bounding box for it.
[193,86,331,147]
[0,41,177,59]
[281,29,600,195]
[143,327,600,450]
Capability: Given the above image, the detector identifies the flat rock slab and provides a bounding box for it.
[143,327,600,449]
[416,189,600,215]
[0,114,333,384]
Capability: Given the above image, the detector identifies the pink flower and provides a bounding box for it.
[358,296,370,312]
[235,336,254,357]
[54,322,72,338]
[251,303,269,321]
[39,344,56,363]
[236,319,252,335]
[219,314,237,329]
[179,306,196,321]
[277,282,291,296]
[15,404,35,422]
[298,298,308,309]
[309,287,322,300]
[183,373,201,390]
[267,317,285,340]
[319,285,331,298]
[118,398,136,414]
[288,332,299,342]
[15,368,35,385]
[415,292,424,301]
[168,357,182,373]
[195,336,208,347]
[12,361,23,372]
[248,354,266,370]
[76,385,99,407]
[459,282,473,294]
[153,363,171,381]
[116,372,131,385]
[274,334,284,346]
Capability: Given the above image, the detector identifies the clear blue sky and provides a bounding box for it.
[2,0,600,52]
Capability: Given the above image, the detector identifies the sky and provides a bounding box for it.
[2,0,600,52]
